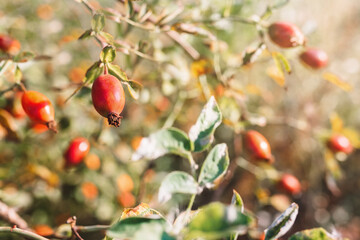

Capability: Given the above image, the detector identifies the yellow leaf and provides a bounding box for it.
[190,59,212,78]
[266,66,285,87]
[330,112,343,133]
[322,72,352,91]
[341,128,360,148]
[120,203,155,220]
[324,149,342,179]
[246,84,262,95]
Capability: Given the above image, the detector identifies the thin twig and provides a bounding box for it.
[81,0,96,14]
[116,0,200,59]
[0,200,28,229]
[67,216,84,240]
[0,226,49,240]
[75,225,109,232]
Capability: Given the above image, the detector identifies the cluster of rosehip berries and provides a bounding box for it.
[268,22,328,69]
[1,33,126,166]
[244,130,354,196]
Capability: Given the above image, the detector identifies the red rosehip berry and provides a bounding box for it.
[268,22,305,48]
[21,90,57,132]
[64,137,90,166]
[279,174,301,195]
[0,34,21,55]
[91,74,125,127]
[327,134,353,154]
[244,130,273,162]
[299,48,328,69]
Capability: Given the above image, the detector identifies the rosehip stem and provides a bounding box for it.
[0,226,49,240]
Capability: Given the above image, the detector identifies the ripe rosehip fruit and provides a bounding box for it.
[21,90,57,132]
[0,34,21,55]
[327,134,353,154]
[244,130,272,162]
[279,174,301,195]
[268,22,305,48]
[300,48,328,69]
[91,74,125,127]
[64,137,90,166]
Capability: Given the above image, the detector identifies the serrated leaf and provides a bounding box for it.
[132,128,192,161]
[189,96,222,152]
[91,13,105,33]
[187,202,252,240]
[107,63,129,82]
[84,61,103,84]
[14,66,22,83]
[107,217,175,240]
[78,29,93,40]
[158,171,201,203]
[99,31,114,45]
[289,228,336,240]
[100,45,116,63]
[198,144,229,188]
[264,203,299,240]
[13,51,35,63]
[322,72,352,91]
[125,80,142,100]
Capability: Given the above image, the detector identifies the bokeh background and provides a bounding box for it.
[0,0,360,239]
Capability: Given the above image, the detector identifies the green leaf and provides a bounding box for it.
[231,190,244,213]
[198,143,229,188]
[99,31,114,45]
[107,63,129,82]
[107,217,175,240]
[229,190,245,240]
[158,171,201,203]
[265,203,299,240]
[189,96,222,152]
[78,29,93,40]
[124,80,142,100]
[100,45,116,63]
[187,202,252,240]
[84,61,103,84]
[14,66,22,83]
[91,13,105,33]
[132,128,192,161]
[289,228,337,240]
[13,51,35,63]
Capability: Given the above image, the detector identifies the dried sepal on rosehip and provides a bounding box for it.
[21,90,57,133]
[91,74,125,127]
[244,130,274,163]
[268,22,305,48]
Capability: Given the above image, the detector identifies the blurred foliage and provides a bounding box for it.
[0,0,360,239]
